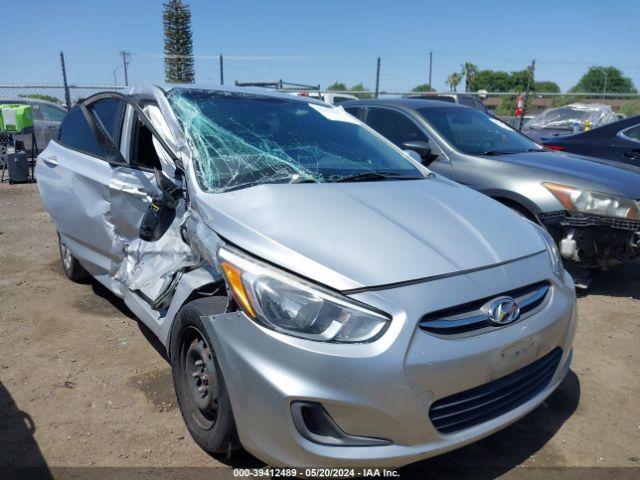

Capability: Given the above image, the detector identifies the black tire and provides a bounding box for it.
[57,233,89,282]
[170,296,238,455]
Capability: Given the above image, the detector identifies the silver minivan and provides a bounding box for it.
[36,86,576,468]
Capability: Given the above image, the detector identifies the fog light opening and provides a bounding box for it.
[291,401,391,447]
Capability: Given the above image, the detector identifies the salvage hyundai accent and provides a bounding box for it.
[36,86,576,468]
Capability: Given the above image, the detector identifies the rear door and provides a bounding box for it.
[36,98,125,274]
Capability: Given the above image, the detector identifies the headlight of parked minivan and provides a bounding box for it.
[217,246,390,343]
[543,182,640,220]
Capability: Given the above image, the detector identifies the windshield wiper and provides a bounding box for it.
[478,150,517,156]
[479,148,544,156]
[334,171,423,183]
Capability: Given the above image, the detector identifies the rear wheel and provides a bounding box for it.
[170,297,238,454]
[57,233,89,282]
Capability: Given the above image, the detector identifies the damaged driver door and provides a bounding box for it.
[89,93,195,315]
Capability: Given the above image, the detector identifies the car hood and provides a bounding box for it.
[196,177,546,291]
[498,150,640,198]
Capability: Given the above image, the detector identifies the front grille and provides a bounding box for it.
[539,211,640,232]
[419,281,550,336]
[429,347,562,434]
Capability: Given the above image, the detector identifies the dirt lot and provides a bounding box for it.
[1,184,639,478]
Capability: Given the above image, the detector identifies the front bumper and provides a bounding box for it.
[204,254,577,468]
[540,211,640,267]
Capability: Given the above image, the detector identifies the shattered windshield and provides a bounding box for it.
[167,89,423,193]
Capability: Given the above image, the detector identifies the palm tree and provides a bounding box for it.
[446,72,462,92]
[461,62,478,92]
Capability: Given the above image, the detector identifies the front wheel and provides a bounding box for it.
[170,297,238,454]
[57,233,89,282]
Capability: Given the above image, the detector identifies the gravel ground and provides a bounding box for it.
[1,184,639,479]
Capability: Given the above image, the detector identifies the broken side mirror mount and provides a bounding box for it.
[401,140,437,166]
[139,169,184,242]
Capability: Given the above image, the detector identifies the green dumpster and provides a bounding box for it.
[0,104,34,133]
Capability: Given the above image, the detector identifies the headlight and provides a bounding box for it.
[217,247,390,343]
[543,182,640,220]
[532,222,564,279]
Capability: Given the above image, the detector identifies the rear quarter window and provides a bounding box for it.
[58,106,107,158]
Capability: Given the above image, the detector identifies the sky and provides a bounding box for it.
[5,0,640,93]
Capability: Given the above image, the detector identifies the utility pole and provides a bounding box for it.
[219,54,224,85]
[120,51,130,86]
[428,50,433,89]
[374,57,381,99]
[60,51,71,109]
[518,59,535,132]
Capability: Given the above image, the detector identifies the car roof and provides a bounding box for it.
[127,84,331,107]
[341,98,469,110]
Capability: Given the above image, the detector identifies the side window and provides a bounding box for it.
[29,103,44,120]
[473,98,487,112]
[40,104,67,122]
[130,116,162,170]
[365,108,427,146]
[344,106,363,120]
[89,99,125,145]
[458,96,475,107]
[58,106,108,158]
[621,125,640,142]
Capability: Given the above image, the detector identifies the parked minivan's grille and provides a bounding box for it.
[419,281,551,336]
[429,347,562,434]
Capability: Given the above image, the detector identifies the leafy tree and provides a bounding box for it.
[350,83,373,99]
[509,68,533,92]
[534,81,560,93]
[470,70,512,92]
[570,66,636,94]
[327,81,348,91]
[163,0,195,83]
[461,62,478,92]
[19,94,62,104]
[497,96,517,116]
[446,72,462,92]
[411,83,435,93]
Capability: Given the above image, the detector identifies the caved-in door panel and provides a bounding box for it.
[108,167,194,302]
[109,167,157,239]
[36,141,114,273]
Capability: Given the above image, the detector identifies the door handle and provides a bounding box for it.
[623,150,640,159]
[42,155,58,166]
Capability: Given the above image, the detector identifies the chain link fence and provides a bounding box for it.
[0,84,128,108]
